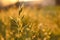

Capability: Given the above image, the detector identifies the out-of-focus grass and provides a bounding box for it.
[0,5,60,40]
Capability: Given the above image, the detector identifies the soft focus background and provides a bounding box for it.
[0,0,60,40]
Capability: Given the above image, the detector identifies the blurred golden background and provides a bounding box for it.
[0,0,60,40]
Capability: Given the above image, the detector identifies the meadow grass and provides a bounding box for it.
[0,6,60,40]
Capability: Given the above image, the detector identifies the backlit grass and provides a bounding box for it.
[0,5,60,40]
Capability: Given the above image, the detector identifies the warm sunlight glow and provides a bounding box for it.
[19,0,43,2]
[1,0,18,6]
